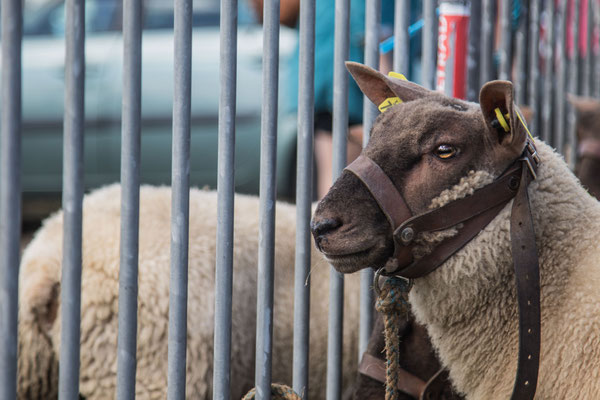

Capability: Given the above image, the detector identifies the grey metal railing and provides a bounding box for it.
[5,1,600,399]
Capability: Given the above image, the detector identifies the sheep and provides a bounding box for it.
[311,62,600,399]
[17,184,360,399]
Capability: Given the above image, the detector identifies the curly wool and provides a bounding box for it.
[408,141,600,399]
[18,185,360,400]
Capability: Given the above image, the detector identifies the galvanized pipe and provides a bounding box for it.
[422,0,437,89]
[0,0,21,398]
[467,0,482,101]
[167,0,192,397]
[568,0,581,167]
[294,0,315,396]
[555,1,568,154]
[583,0,593,96]
[542,0,555,144]
[116,0,142,398]
[528,0,540,132]
[394,0,410,75]
[59,0,85,398]
[213,0,237,399]
[515,6,528,106]
[481,0,495,83]
[594,0,600,98]
[499,0,512,80]
[255,0,280,398]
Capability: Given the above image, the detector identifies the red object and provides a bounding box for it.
[436,2,470,99]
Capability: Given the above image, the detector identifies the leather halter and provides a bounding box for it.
[578,138,600,160]
[345,141,541,400]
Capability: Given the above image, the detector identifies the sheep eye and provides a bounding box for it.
[434,144,457,159]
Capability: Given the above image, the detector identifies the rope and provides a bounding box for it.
[242,383,302,400]
[375,276,412,400]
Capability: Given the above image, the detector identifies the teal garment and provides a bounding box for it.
[285,0,395,125]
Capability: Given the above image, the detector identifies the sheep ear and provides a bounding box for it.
[479,80,529,155]
[345,61,429,110]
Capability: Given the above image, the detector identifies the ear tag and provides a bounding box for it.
[388,71,408,81]
[494,108,511,132]
[515,108,535,142]
[378,97,402,112]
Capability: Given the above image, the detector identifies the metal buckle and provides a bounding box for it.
[521,156,537,180]
[374,266,414,296]
[526,142,540,165]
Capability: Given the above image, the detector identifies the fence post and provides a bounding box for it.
[0,0,22,397]
[59,0,85,398]
[542,0,555,144]
[422,0,437,89]
[499,0,512,80]
[467,0,482,101]
[528,0,541,132]
[480,0,495,83]
[213,0,237,399]
[555,1,569,154]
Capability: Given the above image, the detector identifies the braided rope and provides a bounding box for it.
[375,276,412,400]
[242,383,302,400]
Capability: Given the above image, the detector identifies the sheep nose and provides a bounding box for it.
[310,217,342,243]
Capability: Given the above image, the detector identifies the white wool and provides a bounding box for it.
[18,185,360,399]
[409,141,600,399]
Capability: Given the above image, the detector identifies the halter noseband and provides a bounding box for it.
[345,140,541,400]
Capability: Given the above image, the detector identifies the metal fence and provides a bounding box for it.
[1,0,599,399]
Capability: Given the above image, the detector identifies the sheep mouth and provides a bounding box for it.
[321,244,390,273]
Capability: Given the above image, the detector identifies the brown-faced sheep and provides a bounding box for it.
[312,62,600,399]
[18,184,360,399]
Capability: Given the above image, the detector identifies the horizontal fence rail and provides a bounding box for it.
[5,0,600,399]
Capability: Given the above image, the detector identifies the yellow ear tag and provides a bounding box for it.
[388,71,408,81]
[515,108,535,142]
[378,97,402,112]
[494,108,510,132]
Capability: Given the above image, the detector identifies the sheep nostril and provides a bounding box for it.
[310,217,342,239]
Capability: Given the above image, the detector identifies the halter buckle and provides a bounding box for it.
[374,266,414,296]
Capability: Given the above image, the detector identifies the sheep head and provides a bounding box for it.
[311,62,531,274]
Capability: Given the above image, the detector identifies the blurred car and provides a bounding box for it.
[16,0,298,219]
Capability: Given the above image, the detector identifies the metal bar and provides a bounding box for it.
[528,0,540,132]
[58,0,85,398]
[568,0,581,167]
[467,0,482,101]
[167,0,192,397]
[116,1,142,398]
[542,0,555,144]
[212,0,237,399]
[481,0,495,83]
[0,0,21,397]
[583,0,593,96]
[594,0,600,98]
[555,1,568,154]
[422,0,437,89]
[293,0,315,396]
[499,0,512,80]
[515,5,528,106]
[394,0,410,75]
[255,0,280,398]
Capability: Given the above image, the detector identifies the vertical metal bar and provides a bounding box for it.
[467,0,482,101]
[167,0,192,397]
[528,0,540,132]
[481,0,495,83]
[394,0,410,74]
[514,5,528,106]
[555,1,568,154]
[213,0,237,399]
[568,0,581,167]
[594,0,600,98]
[116,0,142,398]
[59,0,85,398]
[356,0,381,374]
[255,0,279,398]
[583,0,593,96]
[542,0,555,144]
[422,0,437,89]
[294,0,315,396]
[499,0,512,80]
[0,0,21,398]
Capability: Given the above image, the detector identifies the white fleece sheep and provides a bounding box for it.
[17,184,360,399]
[408,141,600,399]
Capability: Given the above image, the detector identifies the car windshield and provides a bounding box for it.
[21,0,235,37]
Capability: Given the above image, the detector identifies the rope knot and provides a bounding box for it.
[375,276,412,316]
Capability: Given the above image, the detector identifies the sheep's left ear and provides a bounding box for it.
[479,80,529,156]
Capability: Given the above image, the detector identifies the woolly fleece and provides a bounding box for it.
[18,184,360,399]
[408,141,600,399]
